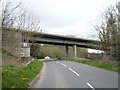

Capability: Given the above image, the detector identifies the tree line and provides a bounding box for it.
[30,44,88,59]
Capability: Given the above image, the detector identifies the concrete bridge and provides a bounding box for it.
[3,28,101,58]
[29,32,101,58]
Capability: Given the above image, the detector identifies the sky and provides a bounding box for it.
[23,0,118,53]
[22,0,118,39]
[5,0,119,53]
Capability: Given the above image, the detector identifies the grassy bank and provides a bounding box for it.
[2,60,43,88]
[65,59,119,72]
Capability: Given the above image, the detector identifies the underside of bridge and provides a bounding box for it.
[29,33,101,58]
[3,28,102,59]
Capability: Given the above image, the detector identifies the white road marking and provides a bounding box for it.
[61,63,67,67]
[87,83,96,90]
[68,68,80,76]
[56,61,59,63]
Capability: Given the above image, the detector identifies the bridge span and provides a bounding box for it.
[3,28,101,58]
[29,32,101,58]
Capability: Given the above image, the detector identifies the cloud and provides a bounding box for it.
[22,0,117,53]
[23,0,117,39]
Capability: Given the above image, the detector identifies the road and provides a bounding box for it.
[31,59,118,89]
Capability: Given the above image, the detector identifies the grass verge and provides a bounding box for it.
[65,59,119,72]
[2,60,43,88]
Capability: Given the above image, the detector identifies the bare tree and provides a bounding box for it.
[2,1,22,28]
[1,0,41,63]
[1,1,23,58]
[94,2,119,62]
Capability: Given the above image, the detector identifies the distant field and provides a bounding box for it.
[65,59,119,72]
[2,60,43,88]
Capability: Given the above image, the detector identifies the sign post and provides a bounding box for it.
[21,43,30,63]
[21,48,30,57]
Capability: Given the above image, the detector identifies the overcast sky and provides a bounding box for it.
[22,0,119,53]
[23,0,118,39]
[7,0,117,53]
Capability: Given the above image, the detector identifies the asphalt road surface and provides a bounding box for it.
[32,59,118,89]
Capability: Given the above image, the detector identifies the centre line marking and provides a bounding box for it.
[56,61,59,63]
[87,83,96,90]
[68,68,80,76]
[61,63,67,67]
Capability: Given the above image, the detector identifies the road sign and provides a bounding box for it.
[21,48,30,57]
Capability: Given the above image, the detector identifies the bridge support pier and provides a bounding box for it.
[65,46,68,58]
[73,45,77,58]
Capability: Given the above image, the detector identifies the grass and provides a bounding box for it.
[65,59,119,72]
[2,60,43,88]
